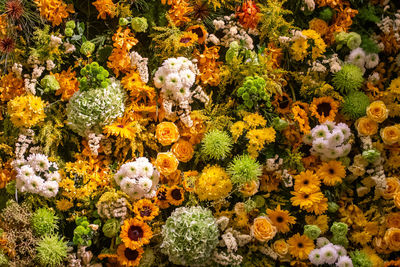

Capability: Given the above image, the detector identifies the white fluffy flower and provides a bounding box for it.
[316,237,330,248]
[334,245,347,257]
[179,69,196,88]
[154,68,167,88]
[163,58,182,72]
[41,181,59,198]
[120,177,136,193]
[27,175,44,193]
[365,53,379,69]
[348,47,366,68]
[138,177,153,193]
[114,169,127,185]
[122,162,139,177]
[18,165,35,178]
[28,154,50,172]
[309,249,324,265]
[311,125,330,139]
[320,244,338,265]
[313,138,329,153]
[328,129,345,147]
[336,255,353,267]
[165,73,182,90]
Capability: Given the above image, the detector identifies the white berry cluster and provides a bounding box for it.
[13,153,60,198]
[114,157,159,199]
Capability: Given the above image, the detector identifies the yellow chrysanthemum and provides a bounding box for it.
[7,94,46,128]
[243,113,267,128]
[195,165,232,201]
[291,37,309,61]
[56,199,74,211]
[388,77,400,95]
[230,121,247,141]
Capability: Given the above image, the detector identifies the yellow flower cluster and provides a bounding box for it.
[7,94,46,128]
[195,165,232,201]
[291,29,326,61]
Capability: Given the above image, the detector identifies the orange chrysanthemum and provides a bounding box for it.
[120,218,152,250]
[107,48,132,77]
[0,72,24,102]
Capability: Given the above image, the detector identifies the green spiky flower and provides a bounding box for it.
[36,235,68,267]
[201,129,233,160]
[31,208,58,237]
[341,91,370,119]
[333,64,364,93]
[227,154,262,186]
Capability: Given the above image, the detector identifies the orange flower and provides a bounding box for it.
[54,67,79,101]
[383,178,400,200]
[310,96,339,123]
[113,27,138,51]
[179,110,207,145]
[250,216,277,242]
[107,48,132,77]
[171,139,194,162]
[155,152,179,176]
[35,0,74,26]
[193,46,222,86]
[387,213,400,229]
[309,18,329,36]
[120,218,152,250]
[178,31,198,47]
[355,117,378,136]
[186,25,207,44]
[273,239,290,256]
[384,228,400,252]
[381,126,400,145]
[166,185,185,205]
[116,244,143,267]
[92,0,116,20]
[155,122,180,146]
[133,199,159,221]
[168,0,193,26]
[155,185,170,209]
[236,0,260,29]
[0,73,24,102]
[239,180,259,197]
[267,205,296,233]
[395,192,400,209]
[292,105,310,134]
[367,101,389,123]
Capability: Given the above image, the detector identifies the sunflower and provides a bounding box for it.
[117,244,143,267]
[317,160,346,186]
[287,233,315,260]
[272,92,292,114]
[120,218,152,250]
[293,170,321,194]
[290,191,324,210]
[166,185,185,205]
[155,185,170,209]
[103,117,139,140]
[310,96,339,123]
[266,205,296,233]
[133,199,159,221]
[178,31,198,47]
[186,25,207,44]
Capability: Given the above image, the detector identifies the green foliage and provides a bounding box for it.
[361,35,380,54]
[237,76,271,110]
[201,129,233,160]
[161,206,219,266]
[0,251,8,266]
[332,64,364,93]
[349,250,373,267]
[31,208,58,237]
[102,218,120,238]
[341,91,370,119]
[319,7,334,21]
[227,154,262,186]
[36,235,68,267]
[357,5,380,23]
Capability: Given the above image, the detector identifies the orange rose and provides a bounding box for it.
[171,139,194,162]
[395,192,400,209]
[355,117,378,136]
[156,122,180,146]
[366,101,389,123]
[155,152,179,176]
[384,228,400,251]
[240,180,259,197]
[251,216,277,242]
[380,126,400,145]
[273,239,289,256]
[387,213,400,229]
[383,177,400,200]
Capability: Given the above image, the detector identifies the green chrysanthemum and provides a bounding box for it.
[350,250,373,267]
[304,225,321,240]
[332,64,364,93]
[341,91,370,119]
[36,235,68,267]
[161,206,219,266]
[201,129,233,160]
[31,208,58,237]
[227,154,262,186]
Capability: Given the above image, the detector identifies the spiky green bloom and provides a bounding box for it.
[67,79,126,136]
[227,154,262,186]
[319,7,334,21]
[304,225,321,240]
[131,17,148,32]
[333,64,364,93]
[41,75,60,93]
[36,235,68,267]
[201,129,233,160]
[31,208,58,237]
[350,250,373,267]
[330,222,348,237]
[102,218,120,238]
[341,91,370,119]
[161,206,219,266]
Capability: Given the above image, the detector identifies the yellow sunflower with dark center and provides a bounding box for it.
[155,185,170,209]
[186,25,207,44]
[120,218,152,250]
[133,199,159,221]
[117,244,143,267]
[272,92,293,114]
[166,185,185,205]
[287,233,315,260]
[317,160,346,186]
[178,32,198,47]
[290,191,324,210]
[266,205,296,233]
[310,96,339,123]
[293,170,321,194]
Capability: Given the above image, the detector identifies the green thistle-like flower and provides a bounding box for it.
[36,235,68,267]
[201,129,233,160]
[333,64,364,93]
[161,206,219,266]
[227,154,262,186]
[304,225,321,240]
[350,250,373,267]
[31,208,58,237]
[341,91,370,119]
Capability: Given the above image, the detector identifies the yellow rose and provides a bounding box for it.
[355,117,378,136]
[383,177,400,200]
[155,152,179,176]
[387,213,400,229]
[395,192,400,209]
[156,122,180,146]
[380,126,400,145]
[171,139,194,163]
[309,18,329,36]
[383,228,400,251]
[251,216,277,242]
[272,239,289,256]
[366,101,389,123]
[239,180,259,197]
